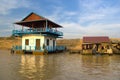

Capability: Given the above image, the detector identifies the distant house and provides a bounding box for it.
[82,36,111,54]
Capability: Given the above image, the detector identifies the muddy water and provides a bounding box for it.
[0,50,120,80]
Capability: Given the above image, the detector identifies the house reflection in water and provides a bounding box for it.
[19,55,60,80]
[19,55,45,79]
[81,55,113,76]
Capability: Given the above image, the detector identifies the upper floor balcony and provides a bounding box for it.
[13,12,63,37]
[12,28,63,37]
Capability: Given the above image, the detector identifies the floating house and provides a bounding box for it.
[82,36,112,54]
[12,12,65,54]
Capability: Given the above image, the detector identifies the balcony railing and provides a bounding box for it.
[12,28,63,36]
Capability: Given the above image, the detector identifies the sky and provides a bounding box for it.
[0,0,120,38]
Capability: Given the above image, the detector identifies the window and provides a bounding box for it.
[46,39,49,46]
[25,39,29,45]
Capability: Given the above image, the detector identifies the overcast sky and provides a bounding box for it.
[0,0,120,38]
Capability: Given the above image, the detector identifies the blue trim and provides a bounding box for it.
[12,45,66,52]
[12,28,63,37]
[56,46,66,51]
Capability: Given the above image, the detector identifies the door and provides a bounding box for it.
[36,39,40,50]
[53,40,55,50]
[25,39,29,50]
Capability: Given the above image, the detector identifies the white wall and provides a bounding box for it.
[22,35,45,51]
[22,35,57,51]
[45,36,56,51]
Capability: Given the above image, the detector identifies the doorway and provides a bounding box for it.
[53,40,55,50]
[96,43,100,51]
[36,39,40,50]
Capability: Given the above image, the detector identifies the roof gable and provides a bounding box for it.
[83,36,110,43]
[22,12,46,21]
[15,12,63,28]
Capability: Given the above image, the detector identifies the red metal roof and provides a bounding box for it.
[22,12,46,21]
[83,36,110,43]
[14,12,62,28]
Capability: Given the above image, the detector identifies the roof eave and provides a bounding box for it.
[14,20,63,28]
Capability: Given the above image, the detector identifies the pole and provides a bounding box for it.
[32,23,34,32]
[46,20,48,31]
[22,26,24,31]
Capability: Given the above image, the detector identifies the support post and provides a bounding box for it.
[46,20,48,31]
[22,26,24,31]
[32,24,34,32]
[12,23,15,48]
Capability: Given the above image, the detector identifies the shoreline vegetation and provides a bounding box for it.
[0,37,21,50]
[0,37,120,54]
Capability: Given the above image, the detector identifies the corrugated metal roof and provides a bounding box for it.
[83,36,110,43]
[14,12,63,28]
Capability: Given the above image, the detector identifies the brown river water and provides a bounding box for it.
[0,50,120,80]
